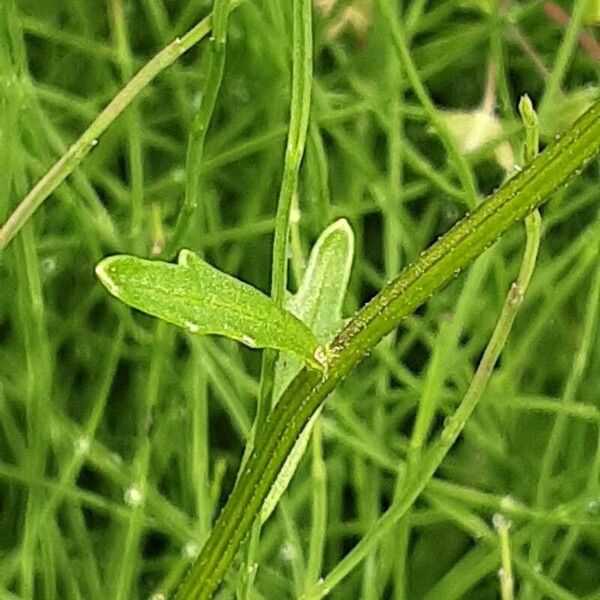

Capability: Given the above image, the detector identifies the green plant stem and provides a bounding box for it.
[164,0,231,256]
[110,0,145,254]
[114,322,172,600]
[303,183,542,600]
[0,10,217,252]
[21,327,124,563]
[393,93,541,600]
[526,209,600,599]
[256,0,313,438]
[377,0,479,208]
[1,6,51,595]
[240,1,313,596]
[305,420,327,589]
[333,93,544,595]
[539,0,592,118]
[173,99,600,600]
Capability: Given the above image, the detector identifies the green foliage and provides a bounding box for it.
[96,249,324,370]
[1,1,600,599]
[272,218,354,401]
[178,96,600,600]
[262,218,354,524]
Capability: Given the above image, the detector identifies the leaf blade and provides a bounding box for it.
[261,218,354,524]
[95,249,322,370]
[272,218,355,402]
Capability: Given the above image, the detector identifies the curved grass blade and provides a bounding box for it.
[95,249,324,370]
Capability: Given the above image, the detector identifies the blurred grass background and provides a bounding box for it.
[1,0,600,598]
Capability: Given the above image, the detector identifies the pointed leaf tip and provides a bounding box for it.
[262,219,355,522]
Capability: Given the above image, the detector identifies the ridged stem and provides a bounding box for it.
[174,98,600,600]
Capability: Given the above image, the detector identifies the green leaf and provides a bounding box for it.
[260,218,354,524]
[95,249,323,370]
[272,218,355,401]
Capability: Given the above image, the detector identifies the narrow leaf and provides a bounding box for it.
[260,218,354,524]
[273,218,355,401]
[95,249,323,370]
